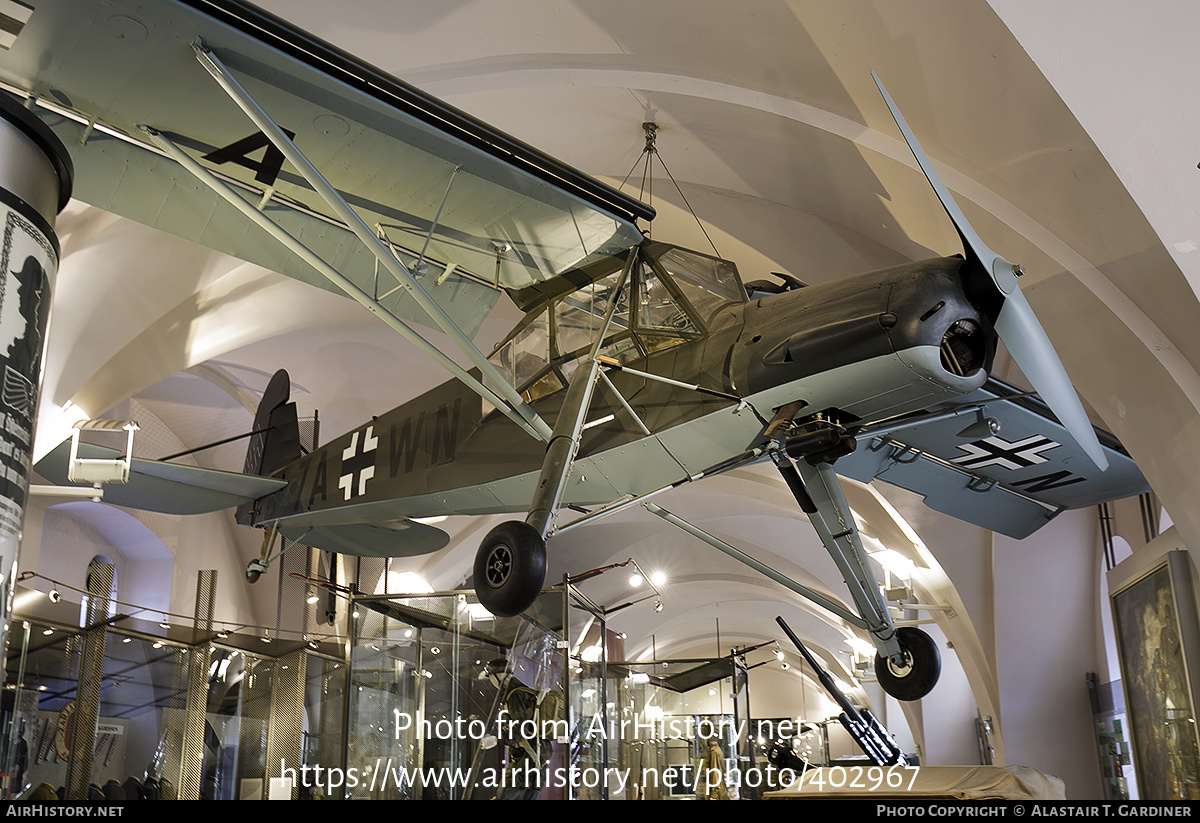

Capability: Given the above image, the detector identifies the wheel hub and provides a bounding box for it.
[887,652,914,678]
[484,544,512,588]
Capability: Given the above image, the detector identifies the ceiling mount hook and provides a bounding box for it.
[642,121,658,155]
[618,120,721,257]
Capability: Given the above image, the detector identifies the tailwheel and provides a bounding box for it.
[247,526,276,584]
[474,521,547,617]
[874,626,941,701]
[245,558,268,584]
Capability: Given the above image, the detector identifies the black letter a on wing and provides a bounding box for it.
[203,128,296,186]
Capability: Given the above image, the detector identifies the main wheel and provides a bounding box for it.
[874,626,941,701]
[474,521,547,617]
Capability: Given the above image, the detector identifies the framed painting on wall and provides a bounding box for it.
[1111,550,1200,800]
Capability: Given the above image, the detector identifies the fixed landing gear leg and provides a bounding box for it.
[772,449,940,700]
[472,250,637,618]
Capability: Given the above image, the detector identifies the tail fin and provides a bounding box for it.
[243,369,301,477]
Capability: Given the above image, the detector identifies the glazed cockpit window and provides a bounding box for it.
[653,247,745,329]
[487,245,745,404]
[554,271,630,360]
[491,307,549,391]
[636,264,698,335]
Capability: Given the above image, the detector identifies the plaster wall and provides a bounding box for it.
[995,507,1104,798]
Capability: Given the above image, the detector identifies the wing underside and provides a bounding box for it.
[839,380,1150,539]
[0,0,651,337]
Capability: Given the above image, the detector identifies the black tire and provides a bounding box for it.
[474,521,547,617]
[874,626,941,701]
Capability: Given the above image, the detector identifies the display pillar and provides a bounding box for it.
[0,95,72,678]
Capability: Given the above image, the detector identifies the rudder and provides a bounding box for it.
[243,369,301,477]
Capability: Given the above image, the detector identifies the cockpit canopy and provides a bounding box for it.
[489,242,746,402]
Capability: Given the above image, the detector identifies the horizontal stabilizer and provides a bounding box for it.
[35,441,286,515]
[275,513,449,558]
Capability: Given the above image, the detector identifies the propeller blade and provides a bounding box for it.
[872,71,1107,470]
[995,290,1108,470]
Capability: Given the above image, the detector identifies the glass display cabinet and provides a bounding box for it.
[345,584,606,799]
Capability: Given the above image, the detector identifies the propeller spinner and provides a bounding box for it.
[872,72,1108,471]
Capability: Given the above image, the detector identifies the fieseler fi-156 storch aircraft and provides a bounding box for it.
[15,0,1146,700]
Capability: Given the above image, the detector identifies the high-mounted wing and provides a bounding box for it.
[0,0,652,338]
[838,379,1150,539]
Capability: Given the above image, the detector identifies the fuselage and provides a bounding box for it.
[246,245,995,536]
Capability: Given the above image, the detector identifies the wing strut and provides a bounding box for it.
[526,248,637,537]
[192,43,553,443]
[643,503,869,629]
[142,127,548,443]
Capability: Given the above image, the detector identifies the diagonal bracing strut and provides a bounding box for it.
[191,42,553,443]
[142,127,548,443]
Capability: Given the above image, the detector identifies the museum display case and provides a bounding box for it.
[605,657,751,799]
[345,583,607,799]
[0,574,347,800]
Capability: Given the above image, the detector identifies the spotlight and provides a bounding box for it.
[47,589,61,604]
[654,600,663,613]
